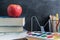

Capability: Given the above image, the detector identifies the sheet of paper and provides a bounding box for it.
[0,31,27,40]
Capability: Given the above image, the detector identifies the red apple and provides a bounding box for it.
[7,4,22,17]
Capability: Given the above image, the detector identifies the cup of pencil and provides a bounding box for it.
[49,13,59,33]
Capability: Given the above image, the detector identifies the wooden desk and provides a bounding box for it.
[27,37,42,40]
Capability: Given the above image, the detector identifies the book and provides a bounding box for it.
[0,17,25,32]
[0,26,23,32]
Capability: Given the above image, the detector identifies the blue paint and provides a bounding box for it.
[46,32,52,35]
[36,34,42,36]
[28,32,42,36]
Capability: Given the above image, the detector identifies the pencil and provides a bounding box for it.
[56,13,59,32]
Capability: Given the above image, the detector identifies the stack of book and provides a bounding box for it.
[0,17,25,32]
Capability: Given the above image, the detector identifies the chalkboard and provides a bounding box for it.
[0,0,60,31]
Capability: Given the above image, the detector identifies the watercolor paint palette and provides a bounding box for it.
[27,32,60,40]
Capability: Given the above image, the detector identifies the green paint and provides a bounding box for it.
[41,34,47,37]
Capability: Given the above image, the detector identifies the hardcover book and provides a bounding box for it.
[0,17,25,32]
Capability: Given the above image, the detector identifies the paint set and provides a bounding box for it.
[27,32,60,40]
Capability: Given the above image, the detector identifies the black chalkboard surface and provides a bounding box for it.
[0,0,60,32]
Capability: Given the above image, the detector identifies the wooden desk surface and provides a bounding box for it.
[27,37,42,40]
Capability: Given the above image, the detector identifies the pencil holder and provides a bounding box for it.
[49,19,59,33]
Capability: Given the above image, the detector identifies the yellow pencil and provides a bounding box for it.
[53,13,59,40]
[56,13,59,32]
